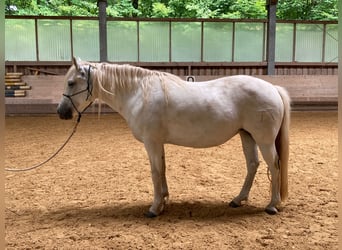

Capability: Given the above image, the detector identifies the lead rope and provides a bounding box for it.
[4,114,82,172]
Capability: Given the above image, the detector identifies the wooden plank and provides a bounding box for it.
[26,67,59,75]
[5,85,31,90]
[5,75,22,79]
[6,72,23,76]
[5,93,26,97]
[5,90,26,97]
[5,90,25,94]
[4,78,21,82]
[5,82,26,86]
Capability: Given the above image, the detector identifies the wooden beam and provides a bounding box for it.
[98,0,108,62]
[266,0,277,75]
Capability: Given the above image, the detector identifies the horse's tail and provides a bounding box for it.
[275,86,291,202]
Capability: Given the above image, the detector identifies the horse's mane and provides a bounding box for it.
[85,62,185,99]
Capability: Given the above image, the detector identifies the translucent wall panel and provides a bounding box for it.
[107,21,137,62]
[139,22,169,62]
[171,22,201,62]
[295,24,323,62]
[72,20,99,61]
[234,22,264,62]
[203,22,233,62]
[324,24,338,63]
[5,19,36,61]
[275,23,294,62]
[38,19,71,61]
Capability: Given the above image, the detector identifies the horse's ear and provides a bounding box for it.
[72,57,81,71]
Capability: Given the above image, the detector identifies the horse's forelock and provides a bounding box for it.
[65,65,76,81]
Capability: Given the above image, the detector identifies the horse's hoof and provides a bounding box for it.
[144,211,157,218]
[229,201,241,208]
[265,207,278,215]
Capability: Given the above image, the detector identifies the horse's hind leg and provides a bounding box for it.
[144,141,169,217]
[259,144,281,215]
[160,148,169,203]
[229,130,259,208]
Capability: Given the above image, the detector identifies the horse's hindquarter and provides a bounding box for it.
[229,76,285,144]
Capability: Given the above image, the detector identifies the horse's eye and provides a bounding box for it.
[68,80,75,87]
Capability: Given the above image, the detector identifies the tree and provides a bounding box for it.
[221,0,267,19]
[277,0,338,20]
[4,0,338,20]
[107,0,139,17]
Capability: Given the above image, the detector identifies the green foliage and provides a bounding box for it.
[5,0,99,16]
[277,0,338,20]
[4,0,338,20]
[151,3,171,18]
[221,0,266,19]
[107,0,139,17]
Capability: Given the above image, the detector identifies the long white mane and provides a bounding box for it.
[87,62,184,98]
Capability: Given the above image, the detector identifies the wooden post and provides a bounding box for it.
[338,5,342,250]
[0,2,5,250]
[98,0,108,62]
[266,0,277,75]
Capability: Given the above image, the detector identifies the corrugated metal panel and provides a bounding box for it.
[5,19,36,61]
[295,24,323,62]
[107,21,138,62]
[139,22,169,62]
[171,22,201,62]
[72,20,100,61]
[325,24,338,63]
[38,19,71,61]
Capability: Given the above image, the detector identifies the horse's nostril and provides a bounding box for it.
[58,110,73,120]
[57,103,73,120]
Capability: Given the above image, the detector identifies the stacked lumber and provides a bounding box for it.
[5,73,31,97]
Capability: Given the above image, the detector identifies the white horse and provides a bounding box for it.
[57,58,290,217]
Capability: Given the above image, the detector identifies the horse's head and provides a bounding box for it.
[57,57,94,120]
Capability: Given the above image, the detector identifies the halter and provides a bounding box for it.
[63,65,94,122]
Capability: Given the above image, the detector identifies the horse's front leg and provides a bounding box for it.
[144,141,169,218]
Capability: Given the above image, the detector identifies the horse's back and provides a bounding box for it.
[183,75,285,117]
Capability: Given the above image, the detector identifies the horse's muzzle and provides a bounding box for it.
[57,101,73,120]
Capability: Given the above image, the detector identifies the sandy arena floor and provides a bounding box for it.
[5,111,337,249]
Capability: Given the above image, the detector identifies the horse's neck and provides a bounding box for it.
[94,66,144,115]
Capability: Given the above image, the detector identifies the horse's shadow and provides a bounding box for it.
[25,201,267,225]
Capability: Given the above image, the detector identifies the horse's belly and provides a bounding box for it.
[165,121,238,148]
